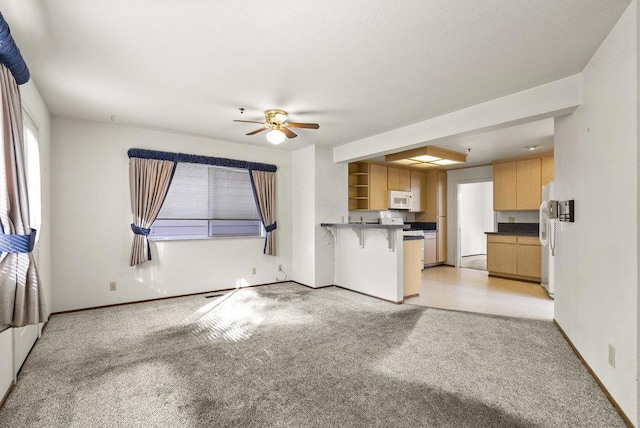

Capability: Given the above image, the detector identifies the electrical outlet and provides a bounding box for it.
[608,343,616,368]
[109,281,117,291]
[508,217,516,223]
[252,267,256,275]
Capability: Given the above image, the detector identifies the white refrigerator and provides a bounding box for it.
[539,182,555,297]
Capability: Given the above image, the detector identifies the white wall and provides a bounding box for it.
[459,182,493,256]
[51,117,292,312]
[495,211,539,223]
[446,166,493,264]
[554,1,637,423]
[291,145,347,287]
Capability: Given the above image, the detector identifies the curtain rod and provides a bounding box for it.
[127,148,278,173]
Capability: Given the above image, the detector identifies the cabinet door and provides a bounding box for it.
[487,242,518,274]
[388,167,411,191]
[410,171,426,212]
[516,158,541,210]
[436,217,447,263]
[493,162,517,210]
[541,156,554,186]
[369,164,388,210]
[437,171,447,216]
[517,244,541,278]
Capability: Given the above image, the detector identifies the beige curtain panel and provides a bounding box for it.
[251,170,276,256]
[0,65,45,327]
[129,158,175,266]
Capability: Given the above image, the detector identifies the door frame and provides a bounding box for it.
[455,178,496,268]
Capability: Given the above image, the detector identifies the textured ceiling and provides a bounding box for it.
[0,0,631,154]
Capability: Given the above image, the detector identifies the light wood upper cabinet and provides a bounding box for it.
[437,171,447,217]
[493,161,517,210]
[410,171,426,212]
[516,158,541,210]
[388,167,411,191]
[541,156,554,186]
[348,161,388,210]
[369,164,388,210]
[493,154,553,211]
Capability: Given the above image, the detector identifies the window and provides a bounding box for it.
[149,163,263,240]
[22,110,41,238]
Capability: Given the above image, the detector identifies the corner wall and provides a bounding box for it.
[291,145,347,287]
[554,1,638,423]
[51,117,292,312]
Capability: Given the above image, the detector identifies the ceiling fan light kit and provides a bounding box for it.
[385,146,467,168]
[267,128,286,145]
[233,109,319,145]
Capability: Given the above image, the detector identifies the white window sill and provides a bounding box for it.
[149,235,264,242]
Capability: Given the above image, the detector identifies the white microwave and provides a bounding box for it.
[388,190,413,210]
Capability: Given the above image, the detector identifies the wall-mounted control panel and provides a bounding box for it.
[559,200,574,222]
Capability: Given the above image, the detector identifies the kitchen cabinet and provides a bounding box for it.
[403,239,423,297]
[516,158,541,210]
[436,217,447,263]
[388,167,411,191]
[541,156,554,186]
[416,169,447,265]
[348,162,388,210]
[493,154,553,211]
[410,170,426,212]
[487,234,541,281]
[424,232,437,266]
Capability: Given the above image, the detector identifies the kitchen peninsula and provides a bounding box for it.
[321,222,408,302]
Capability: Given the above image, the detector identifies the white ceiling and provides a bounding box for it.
[0,0,631,159]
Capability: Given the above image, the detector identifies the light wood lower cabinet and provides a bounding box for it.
[403,239,423,297]
[487,234,541,282]
[436,217,447,263]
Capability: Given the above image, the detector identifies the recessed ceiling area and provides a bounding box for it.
[0,0,630,151]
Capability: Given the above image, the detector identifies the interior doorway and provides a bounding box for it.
[456,181,494,270]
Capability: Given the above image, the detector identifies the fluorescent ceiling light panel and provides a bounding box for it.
[409,155,441,162]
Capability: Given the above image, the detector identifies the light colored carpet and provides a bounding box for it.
[461,254,487,271]
[0,283,625,427]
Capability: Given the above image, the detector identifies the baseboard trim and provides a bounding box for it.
[553,320,634,428]
[334,285,403,305]
[52,281,292,315]
[290,281,335,290]
[0,382,14,411]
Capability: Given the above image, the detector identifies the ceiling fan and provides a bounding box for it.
[234,109,319,144]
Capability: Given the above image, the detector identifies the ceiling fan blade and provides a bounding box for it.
[286,122,319,129]
[234,119,266,124]
[281,127,297,138]
[246,127,269,136]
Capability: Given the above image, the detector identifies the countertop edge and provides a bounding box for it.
[485,231,539,237]
[321,223,409,229]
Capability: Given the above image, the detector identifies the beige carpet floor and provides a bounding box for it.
[0,282,625,427]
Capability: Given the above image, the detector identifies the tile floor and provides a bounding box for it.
[406,265,554,320]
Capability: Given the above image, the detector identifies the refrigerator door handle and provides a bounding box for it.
[539,201,548,247]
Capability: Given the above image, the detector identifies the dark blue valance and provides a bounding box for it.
[0,229,36,254]
[0,12,30,85]
[128,148,277,173]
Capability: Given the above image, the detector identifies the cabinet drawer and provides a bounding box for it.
[487,235,517,244]
[517,236,540,246]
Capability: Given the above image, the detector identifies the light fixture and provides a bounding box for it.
[267,128,286,145]
[524,145,540,151]
[385,146,467,168]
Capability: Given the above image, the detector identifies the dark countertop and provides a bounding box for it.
[405,221,437,231]
[403,235,424,241]
[485,231,538,236]
[321,223,409,229]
